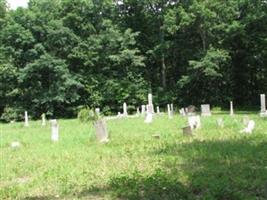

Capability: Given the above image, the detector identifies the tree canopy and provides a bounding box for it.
[0,0,266,119]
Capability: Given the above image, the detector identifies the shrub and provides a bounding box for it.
[77,107,99,123]
[1,106,24,122]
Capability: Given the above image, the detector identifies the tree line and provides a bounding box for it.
[0,0,266,120]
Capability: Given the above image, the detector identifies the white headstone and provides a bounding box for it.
[141,105,146,115]
[11,141,21,148]
[41,113,46,126]
[201,104,211,116]
[188,115,201,130]
[123,102,128,116]
[230,101,234,116]
[145,104,153,123]
[94,119,109,143]
[241,120,255,134]
[95,108,100,116]
[24,111,29,127]
[260,94,267,116]
[217,118,224,128]
[156,106,160,114]
[136,107,140,115]
[179,108,186,116]
[51,119,59,142]
[167,104,172,119]
[148,93,153,105]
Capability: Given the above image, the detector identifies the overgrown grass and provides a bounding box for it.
[0,113,267,199]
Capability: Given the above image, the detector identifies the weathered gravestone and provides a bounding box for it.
[260,94,267,117]
[188,115,201,130]
[217,118,224,128]
[41,113,46,126]
[243,116,250,126]
[187,105,196,116]
[123,103,128,117]
[136,107,140,116]
[240,120,255,134]
[51,119,59,142]
[201,104,211,116]
[145,94,154,123]
[167,104,173,119]
[94,119,109,143]
[141,105,146,115]
[230,101,234,116]
[95,108,100,117]
[179,108,186,116]
[171,104,174,115]
[156,106,160,114]
[24,111,29,127]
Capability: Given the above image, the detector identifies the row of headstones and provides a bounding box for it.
[183,115,256,136]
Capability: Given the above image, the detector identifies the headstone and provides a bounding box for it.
[41,113,46,126]
[179,108,186,116]
[260,94,267,117]
[156,106,160,114]
[187,105,196,116]
[217,118,224,128]
[24,111,29,127]
[145,104,153,123]
[148,93,154,113]
[95,108,100,116]
[182,126,193,136]
[51,119,59,142]
[123,102,128,117]
[230,101,234,116]
[240,120,255,134]
[188,115,201,130]
[94,119,109,143]
[11,141,21,148]
[201,104,211,116]
[141,105,146,115]
[167,104,173,119]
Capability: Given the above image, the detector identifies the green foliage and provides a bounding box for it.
[0,106,23,122]
[77,107,99,123]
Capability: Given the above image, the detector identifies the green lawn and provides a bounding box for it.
[1,113,267,200]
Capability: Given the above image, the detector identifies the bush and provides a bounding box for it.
[1,106,24,122]
[77,107,99,123]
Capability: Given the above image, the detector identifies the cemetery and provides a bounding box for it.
[1,0,267,199]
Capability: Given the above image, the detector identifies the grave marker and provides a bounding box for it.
[230,101,234,116]
[123,103,128,116]
[51,119,59,142]
[201,104,211,116]
[188,115,201,130]
[167,104,172,119]
[94,119,109,143]
[241,120,255,134]
[24,111,29,127]
[260,94,267,117]
[41,113,46,126]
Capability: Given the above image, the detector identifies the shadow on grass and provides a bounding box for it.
[77,137,267,200]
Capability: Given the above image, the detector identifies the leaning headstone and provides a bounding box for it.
[94,119,109,143]
[167,104,173,119]
[201,104,211,116]
[230,101,234,116]
[240,120,255,134]
[24,111,29,127]
[188,115,201,130]
[179,108,186,116]
[217,118,224,128]
[182,126,193,136]
[260,94,267,117]
[41,113,46,126]
[123,102,128,117]
[51,119,59,142]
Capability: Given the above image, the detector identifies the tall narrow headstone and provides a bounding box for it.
[156,106,160,114]
[230,101,234,116]
[51,119,59,142]
[41,113,46,126]
[145,94,153,123]
[95,108,100,117]
[260,94,266,114]
[167,104,172,119]
[141,105,146,115]
[201,104,211,116]
[136,107,140,116]
[24,111,29,127]
[123,102,128,117]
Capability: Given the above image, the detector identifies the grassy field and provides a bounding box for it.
[1,113,267,200]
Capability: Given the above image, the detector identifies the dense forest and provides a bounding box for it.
[0,0,267,120]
